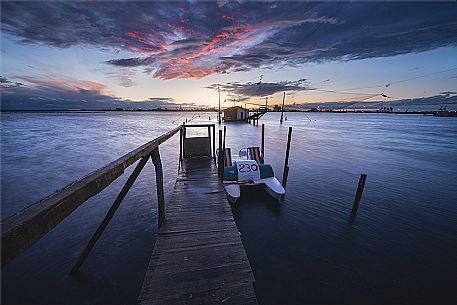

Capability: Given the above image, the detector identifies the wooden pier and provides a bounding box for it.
[2,123,258,305]
[138,157,257,305]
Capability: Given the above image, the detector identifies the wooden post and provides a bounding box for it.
[282,127,292,188]
[261,124,265,157]
[280,92,285,124]
[151,148,165,229]
[223,126,226,171]
[218,86,221,124]
[1,126,181,267]
[179,126,183,162]
[223,126,226,152]
[218,130,223,181]
[351,174,367,216]
[71,155,149,274]
[212,125,216,160]
[182,123,186,158]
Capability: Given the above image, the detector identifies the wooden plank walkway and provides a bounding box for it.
[138,157,258,305]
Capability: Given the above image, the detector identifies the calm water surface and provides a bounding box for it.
[2,112,457,305]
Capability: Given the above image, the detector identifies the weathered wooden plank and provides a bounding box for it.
[1,126,181,266]
[139,157,257,305]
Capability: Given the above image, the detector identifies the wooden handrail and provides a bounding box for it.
[1,125,182,266]
[182,123,215,128]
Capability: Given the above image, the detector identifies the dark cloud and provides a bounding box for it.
[294,93,457,111]
[2,2,457,79]
[206,79,309,99]
[0,76,177,110]
[0,76,24,88]
[440,91,457,96]
[106,57,155,68]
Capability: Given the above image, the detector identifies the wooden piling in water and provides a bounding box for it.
[351,174,367,215]
[222,126,226,174]
[218,129,223,181]
[261,124,265,156]
[282,127,292,188]
[223,126,227,150]
[280,92,285,124]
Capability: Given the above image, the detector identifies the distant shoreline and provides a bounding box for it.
[1,109,456,116]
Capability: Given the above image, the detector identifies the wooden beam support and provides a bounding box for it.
[1,126,181,266]
[71,155,150,274]
[150,148,165,229]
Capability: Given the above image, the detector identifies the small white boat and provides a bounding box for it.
[218,147,285,203]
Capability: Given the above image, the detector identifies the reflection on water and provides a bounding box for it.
[2,112,457,305]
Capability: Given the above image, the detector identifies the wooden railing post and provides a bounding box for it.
[212,126,216,159]
[71,155,150,274]
[179,125,183,162]
[218,130,223,182]
[1,126,181,266]
[150,148,165,229]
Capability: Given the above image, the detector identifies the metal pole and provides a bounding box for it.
[265,97,268,111]
[280,92,285,124]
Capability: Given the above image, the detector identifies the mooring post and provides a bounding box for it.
[212,125,216,160]
[223,126,226,151]
[261,124,265,156]
[280,91,285,124]
[223,126,226,171]
[218,129,223,181]
[282,127,292,188]
[351,174,367,216]
[179,126,183,162]
[71,155,150,274]
[151,148,165,229]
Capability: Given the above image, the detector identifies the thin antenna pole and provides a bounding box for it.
[280,92,285,124]
[218,86,221,124]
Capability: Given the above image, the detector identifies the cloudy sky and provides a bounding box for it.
[1,1,456,110]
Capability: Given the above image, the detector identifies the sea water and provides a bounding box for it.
[2,112,456,305]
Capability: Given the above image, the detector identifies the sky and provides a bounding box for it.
[1,1,456,110]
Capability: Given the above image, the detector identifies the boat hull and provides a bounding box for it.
[223,177,285,203]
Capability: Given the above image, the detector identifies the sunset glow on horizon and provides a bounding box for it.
[1,1,456,110]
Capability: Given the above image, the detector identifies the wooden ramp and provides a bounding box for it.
[138,157,257,305]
